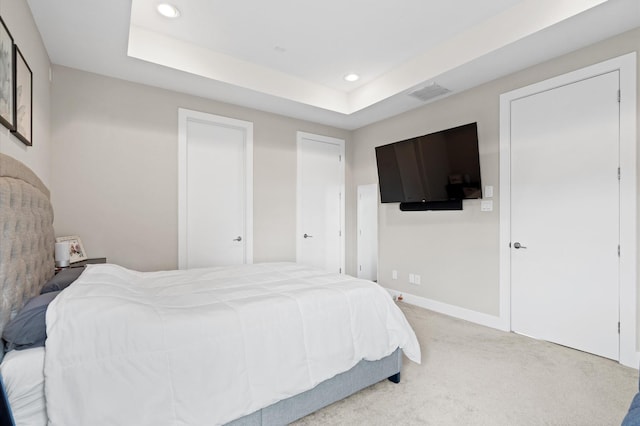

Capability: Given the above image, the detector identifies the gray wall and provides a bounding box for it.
[50,66,350,271]
[49,27,640,328]
[350,28,640,317]
[0,0,51,184]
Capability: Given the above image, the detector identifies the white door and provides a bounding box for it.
[178,109,253,269]
[510,72,619,360]
[357,184,378,281]
[296,132,345,273]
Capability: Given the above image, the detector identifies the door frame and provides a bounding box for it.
[178,108,254,269]
[296,131,345,273]
[498,53,637,367]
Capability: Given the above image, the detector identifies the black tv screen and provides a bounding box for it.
[375,122,482,203]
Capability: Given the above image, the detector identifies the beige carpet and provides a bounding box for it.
[293,303,639,425]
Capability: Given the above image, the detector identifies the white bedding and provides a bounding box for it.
[1,347,46,426]
[44,262,420,426]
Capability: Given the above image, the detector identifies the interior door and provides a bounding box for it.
[297,132,345,273]
[357,184,378,281]
[178,109,253,269]
[510,71,620,360]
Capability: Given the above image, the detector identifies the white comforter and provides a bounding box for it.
[44,263,420,426]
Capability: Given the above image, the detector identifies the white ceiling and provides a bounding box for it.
[27,0,640,130]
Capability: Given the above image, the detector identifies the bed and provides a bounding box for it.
[0,153,420,425]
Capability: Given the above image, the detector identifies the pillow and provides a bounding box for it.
[41,267,84,293]
[2,291,60,352]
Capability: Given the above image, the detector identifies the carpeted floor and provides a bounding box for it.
[292,303,639,425]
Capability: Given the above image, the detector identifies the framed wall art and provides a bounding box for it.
[56,236,88,264]
[11,45,31,146]
[0,16,14,131]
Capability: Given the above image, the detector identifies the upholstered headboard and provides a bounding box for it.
[0,153,55,339]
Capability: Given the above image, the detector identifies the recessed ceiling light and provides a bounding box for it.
[157,3,181,18]
[344,73,360,82]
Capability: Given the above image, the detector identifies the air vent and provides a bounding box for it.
[408,83,451,102]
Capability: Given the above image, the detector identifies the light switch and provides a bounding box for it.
[485,185,494,198]
[481,200,493,212]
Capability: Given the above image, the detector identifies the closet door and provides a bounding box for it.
[510,72,619,360]
[178,108,253,269]
[296,132,345,273]
[357,184,378,281]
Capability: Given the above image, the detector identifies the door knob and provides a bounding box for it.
[303,233,313,239]
[513,242,527,249]
[233,236,242,242]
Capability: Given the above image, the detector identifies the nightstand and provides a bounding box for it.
[55,258,106,274]
[69,258,107,268]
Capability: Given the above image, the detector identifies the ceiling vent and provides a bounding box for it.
[408,83,451,102]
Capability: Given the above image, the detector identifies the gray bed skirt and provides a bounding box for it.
[227,348,402,425]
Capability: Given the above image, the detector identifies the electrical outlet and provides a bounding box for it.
[392,270,398,280]
[410,273,421,285]
[409,273,420,285]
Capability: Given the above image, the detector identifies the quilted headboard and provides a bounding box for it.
[0,153,55,339]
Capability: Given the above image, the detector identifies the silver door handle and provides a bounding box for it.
[513,242,527,249]
[303,233,313,239]
[233,236,242,242]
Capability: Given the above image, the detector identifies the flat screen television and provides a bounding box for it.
[375,122,482,204]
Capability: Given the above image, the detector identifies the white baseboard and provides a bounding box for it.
[385,288,506,331]
[625,351,640,370]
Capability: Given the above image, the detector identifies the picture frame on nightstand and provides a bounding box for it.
[56,235,88,263]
